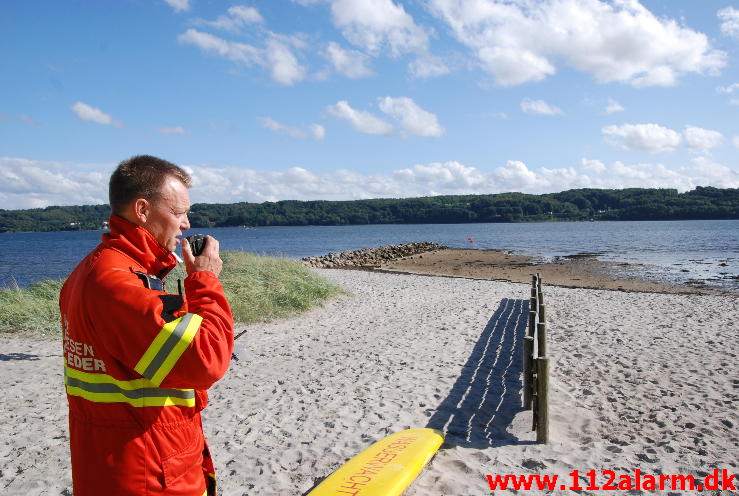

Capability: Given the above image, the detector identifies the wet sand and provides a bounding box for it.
[376,248,730,295]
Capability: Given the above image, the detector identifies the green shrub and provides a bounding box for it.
[1,251,346,336]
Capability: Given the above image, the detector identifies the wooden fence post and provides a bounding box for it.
[537,321,547,358]
[531,372,538,431]
[528,310,536,338]
[523,336,534,410]
[539,304,546,326]
[536,357,549,443]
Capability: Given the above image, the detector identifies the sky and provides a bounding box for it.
[1,0,738,209]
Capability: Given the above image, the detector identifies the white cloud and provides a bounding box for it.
[327,98,444,138]
[259,117,307,138]
[2,156,738,209]
[164,0,190,12]
[0,157,110,209]
[683,126,723,152]
[70,102,120,126]
[602,123,682,153]
[428,0,726,87]
[717,83,739,104]
[716,83,739,94]
[178,29,306,85]
[326,100,394,135]
[156,126,189,135]
[178,29,260,64]
[581,158,606,173]
[265,37,307,85]
[521,98,563,115]
[395,161,486,189]
[718,7,739,38]
[409,55,451,79]
[377,97,444,137]
[682,156,739,188]
[328,0,430,56]
[604,98,624,114]
[733,136,739,149]
[184,157,738,202]
[194,5,263,32]
[324,42,373,78]
[493,160,543,189]
[310,124,326,140]
[259,117,324,140]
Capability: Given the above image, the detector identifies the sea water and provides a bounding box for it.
[1,219,736,290]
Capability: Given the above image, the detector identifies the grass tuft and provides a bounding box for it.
[170,251,347,324]
[0,279,65,336]
[1,251,346,336]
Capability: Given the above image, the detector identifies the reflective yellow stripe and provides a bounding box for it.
[134,313,203,386]
[64,365,195,407]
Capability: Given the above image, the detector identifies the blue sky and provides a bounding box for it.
[1,0,738,209]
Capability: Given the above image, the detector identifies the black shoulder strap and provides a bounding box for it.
[133,270,165,292]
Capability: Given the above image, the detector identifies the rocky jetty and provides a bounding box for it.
[301,242,447,268]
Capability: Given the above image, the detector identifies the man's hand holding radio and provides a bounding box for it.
[182,234,223,277]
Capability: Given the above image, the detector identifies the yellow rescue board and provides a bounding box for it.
[308,428,444,496]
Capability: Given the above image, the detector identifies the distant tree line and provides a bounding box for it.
[1,187,737,233]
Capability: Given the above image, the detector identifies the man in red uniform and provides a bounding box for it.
[60,155,234,495]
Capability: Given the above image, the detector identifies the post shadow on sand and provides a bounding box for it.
[0,352,40,361]
[426,298,532,449]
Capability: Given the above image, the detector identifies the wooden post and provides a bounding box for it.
[537,275,543,305]
[528,310,536,338]
[539,304,546,326]
[536,357,549,443]
[531,274,538,286]
[531,372,538,431]
[523,336,534,409]
[537,321,547,358]
[530,297,537,317]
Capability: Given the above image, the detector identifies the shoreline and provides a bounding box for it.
[306,246,735,295]
[377,248,734,295]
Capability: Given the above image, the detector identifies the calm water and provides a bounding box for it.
[1,220,737,290]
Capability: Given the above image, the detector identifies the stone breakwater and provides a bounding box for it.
[301,242,447,268]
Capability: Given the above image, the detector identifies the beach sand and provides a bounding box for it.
[1,268,737,495]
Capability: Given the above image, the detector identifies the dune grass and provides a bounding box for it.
[0,251,346,336]
[0,279,65,336]
[170,251,347,324]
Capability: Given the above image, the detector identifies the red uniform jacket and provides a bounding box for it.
[60,215,234,495]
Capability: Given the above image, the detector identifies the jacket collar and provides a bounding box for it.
[103,214,177,278]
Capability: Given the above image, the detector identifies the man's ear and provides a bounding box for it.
[132,198,150,224]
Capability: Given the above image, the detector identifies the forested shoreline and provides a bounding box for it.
[1,186,737,233]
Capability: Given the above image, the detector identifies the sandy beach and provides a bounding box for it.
[1,267,737,495]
